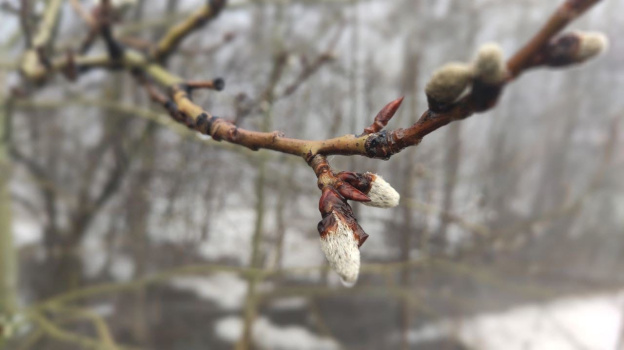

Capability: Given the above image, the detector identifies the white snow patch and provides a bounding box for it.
[215,316,243,343]
[81,236,107,278]
[110,255,135,282]
[13,219,41,247]
[91,303,115,317]
[407,291,624,350]
[197,208,255,264]
[215,316,340,350]
[171,273,247,311]
[268,297,308,311]
[281,228,326,271]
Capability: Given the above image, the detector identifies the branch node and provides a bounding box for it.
[364,131,395,160]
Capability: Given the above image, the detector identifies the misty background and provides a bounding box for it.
[1,0,623,349]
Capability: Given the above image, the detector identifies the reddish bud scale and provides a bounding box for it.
[317,211,338,237]
[543,33,582,67]
[335,182,371,203]
[336,171,374,194]
[363,97,405,135]
[318,187,369,247]
[338,171,400,208]
[318,187,345,217]
[317,210,368,247]
[62,50,78,81]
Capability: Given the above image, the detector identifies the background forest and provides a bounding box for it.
[1,0,623,349]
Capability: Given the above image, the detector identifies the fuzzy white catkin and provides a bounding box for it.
[474,43,506,84]
[320,213,360,287]
[576,32,609,62]
[425,62,474,104]
[362,174,400,208]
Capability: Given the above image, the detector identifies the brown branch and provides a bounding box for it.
[118,36,154,50]
[277,26,342,99]
[98,2,125,61]
[507,0,602,77]
[176,31,236,56]
[128,2,603,163]
[12,0,607,162]
[19,0,33,47]
[151,0,227,62]
[184,78,225,91]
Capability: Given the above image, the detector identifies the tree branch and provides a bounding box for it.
[151,0,227,62]
[10,0,608,286]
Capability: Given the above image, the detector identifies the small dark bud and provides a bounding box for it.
[196,113,208,130]
[164,100,177,112]
[212,78,225,91]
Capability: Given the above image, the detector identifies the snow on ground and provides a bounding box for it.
[280,228,325,269]
[215,316,339,350]
[407,291,624,350]
[197,207,255,265]
[170,273,248,311]
[12,219,41,247]
[109,255,135,282]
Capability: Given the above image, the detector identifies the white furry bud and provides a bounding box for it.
[425,63,474,105]
[474,43,507,84]
[576,31,609,62]
[320,213,360,286]
[362,173,400,208]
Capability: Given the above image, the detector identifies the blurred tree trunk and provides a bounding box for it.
[396,2,423,347]
[238,6,285,348]
[435,122,461,251]
[0,99,17,319]
[127,125,156,346]
[436,1,481,251]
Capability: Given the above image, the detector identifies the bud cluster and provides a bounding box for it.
[315,162,400,286]
[425,43,508,112]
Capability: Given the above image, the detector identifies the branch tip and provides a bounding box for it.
[213,78,225,91]
[542,31,609,67]
[363,96,404,135]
